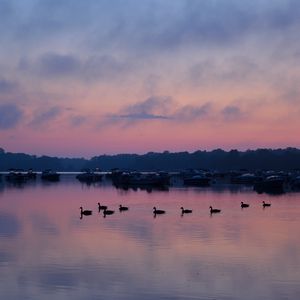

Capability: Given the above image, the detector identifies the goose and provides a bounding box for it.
[80,207,92,216]
[241,201,250,208]
[262,201,271,207]
[103,207,115,216]
[153,207,165,214]
[209,206,221,214]
[181,207,192,214]
[98,202,107,212]
[119,204,129,211]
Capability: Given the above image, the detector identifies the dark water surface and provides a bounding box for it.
[0,177,299,299]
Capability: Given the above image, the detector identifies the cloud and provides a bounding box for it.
[3,1,300,93]
[3,0,300,55]
[221,56,261,82]
[37,53,80,77]
[109,96,173,123]
[113,113,169,120]
[188,56,261,86]
[20,53,130,82]
[87,0,300,53]
[0,0,13,24]
[70,115,87,126]
[0,78,18,93]
[272,73,300,104]
[106,96,213,126]
[124,96,172,115]
[188,60,216,85]
[0,103,23,129]
[174,103,212,121]
[82,55,130,81]
[0,0,300,154]
[29,106,62,127]
[221,105,243,121]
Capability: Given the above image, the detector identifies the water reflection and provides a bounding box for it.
[0,178,299,299]
[30,213,60,236]
[0,250,16,264]
[0,213,21,238]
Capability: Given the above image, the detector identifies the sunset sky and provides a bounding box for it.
[0,0,300,157]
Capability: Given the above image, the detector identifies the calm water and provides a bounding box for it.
[0,176,299,300]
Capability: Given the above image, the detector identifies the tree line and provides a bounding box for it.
[0,147,300,171]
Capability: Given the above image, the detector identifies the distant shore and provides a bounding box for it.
[1,147,300,172]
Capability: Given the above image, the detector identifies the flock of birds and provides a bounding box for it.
[79,203,129,218]
[79,201,272,218]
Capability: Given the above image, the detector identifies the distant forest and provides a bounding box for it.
[1,147,300,172]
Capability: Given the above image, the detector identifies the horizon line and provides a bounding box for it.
[1,146,299,160]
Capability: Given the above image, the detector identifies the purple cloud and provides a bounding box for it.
[221,105,243,121]
[29,106,62,127]
[19,52,130,82]
[109,96,173,122]
[174,103,212,121]
[70,115,87,126]
[107,96,212,125]
[0,103,23,129]
[37,53,80,77]
[0,78,18,93]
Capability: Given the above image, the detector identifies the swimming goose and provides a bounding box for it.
[153,207,165,214]
[103,207,115,216]
[80,207,92,215]
[119,204,129,211]
[181,207,192,214]
[98,202,107,212]
[241,201,250,208]
[209,206,221,214]
[262,201,271,207]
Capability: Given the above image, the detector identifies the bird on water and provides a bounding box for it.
[98,202,107,212]
[262,201,271,207]
[241,201,250,208]
[119,204,129,211]
[181,207,192,214]
[80,207,92,216]
[103,207,115,217]
[153,207,165,214]
[209,206,221,214]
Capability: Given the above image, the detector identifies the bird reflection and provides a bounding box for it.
[103,208,115,218]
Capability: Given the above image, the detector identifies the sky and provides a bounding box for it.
[0,0,300,158]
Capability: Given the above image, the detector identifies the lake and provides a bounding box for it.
[0,176,299,299]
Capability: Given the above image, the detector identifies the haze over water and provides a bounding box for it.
[0,177,299,299]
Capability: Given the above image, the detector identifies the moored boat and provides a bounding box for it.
[254,175,284,194]
[41,169,60,182]
[25,169,37,180]
[5,171,27,183]
[112,171,170,188]
[183,175,211,187]
[76,171,102,183]
[231,173,262,184]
